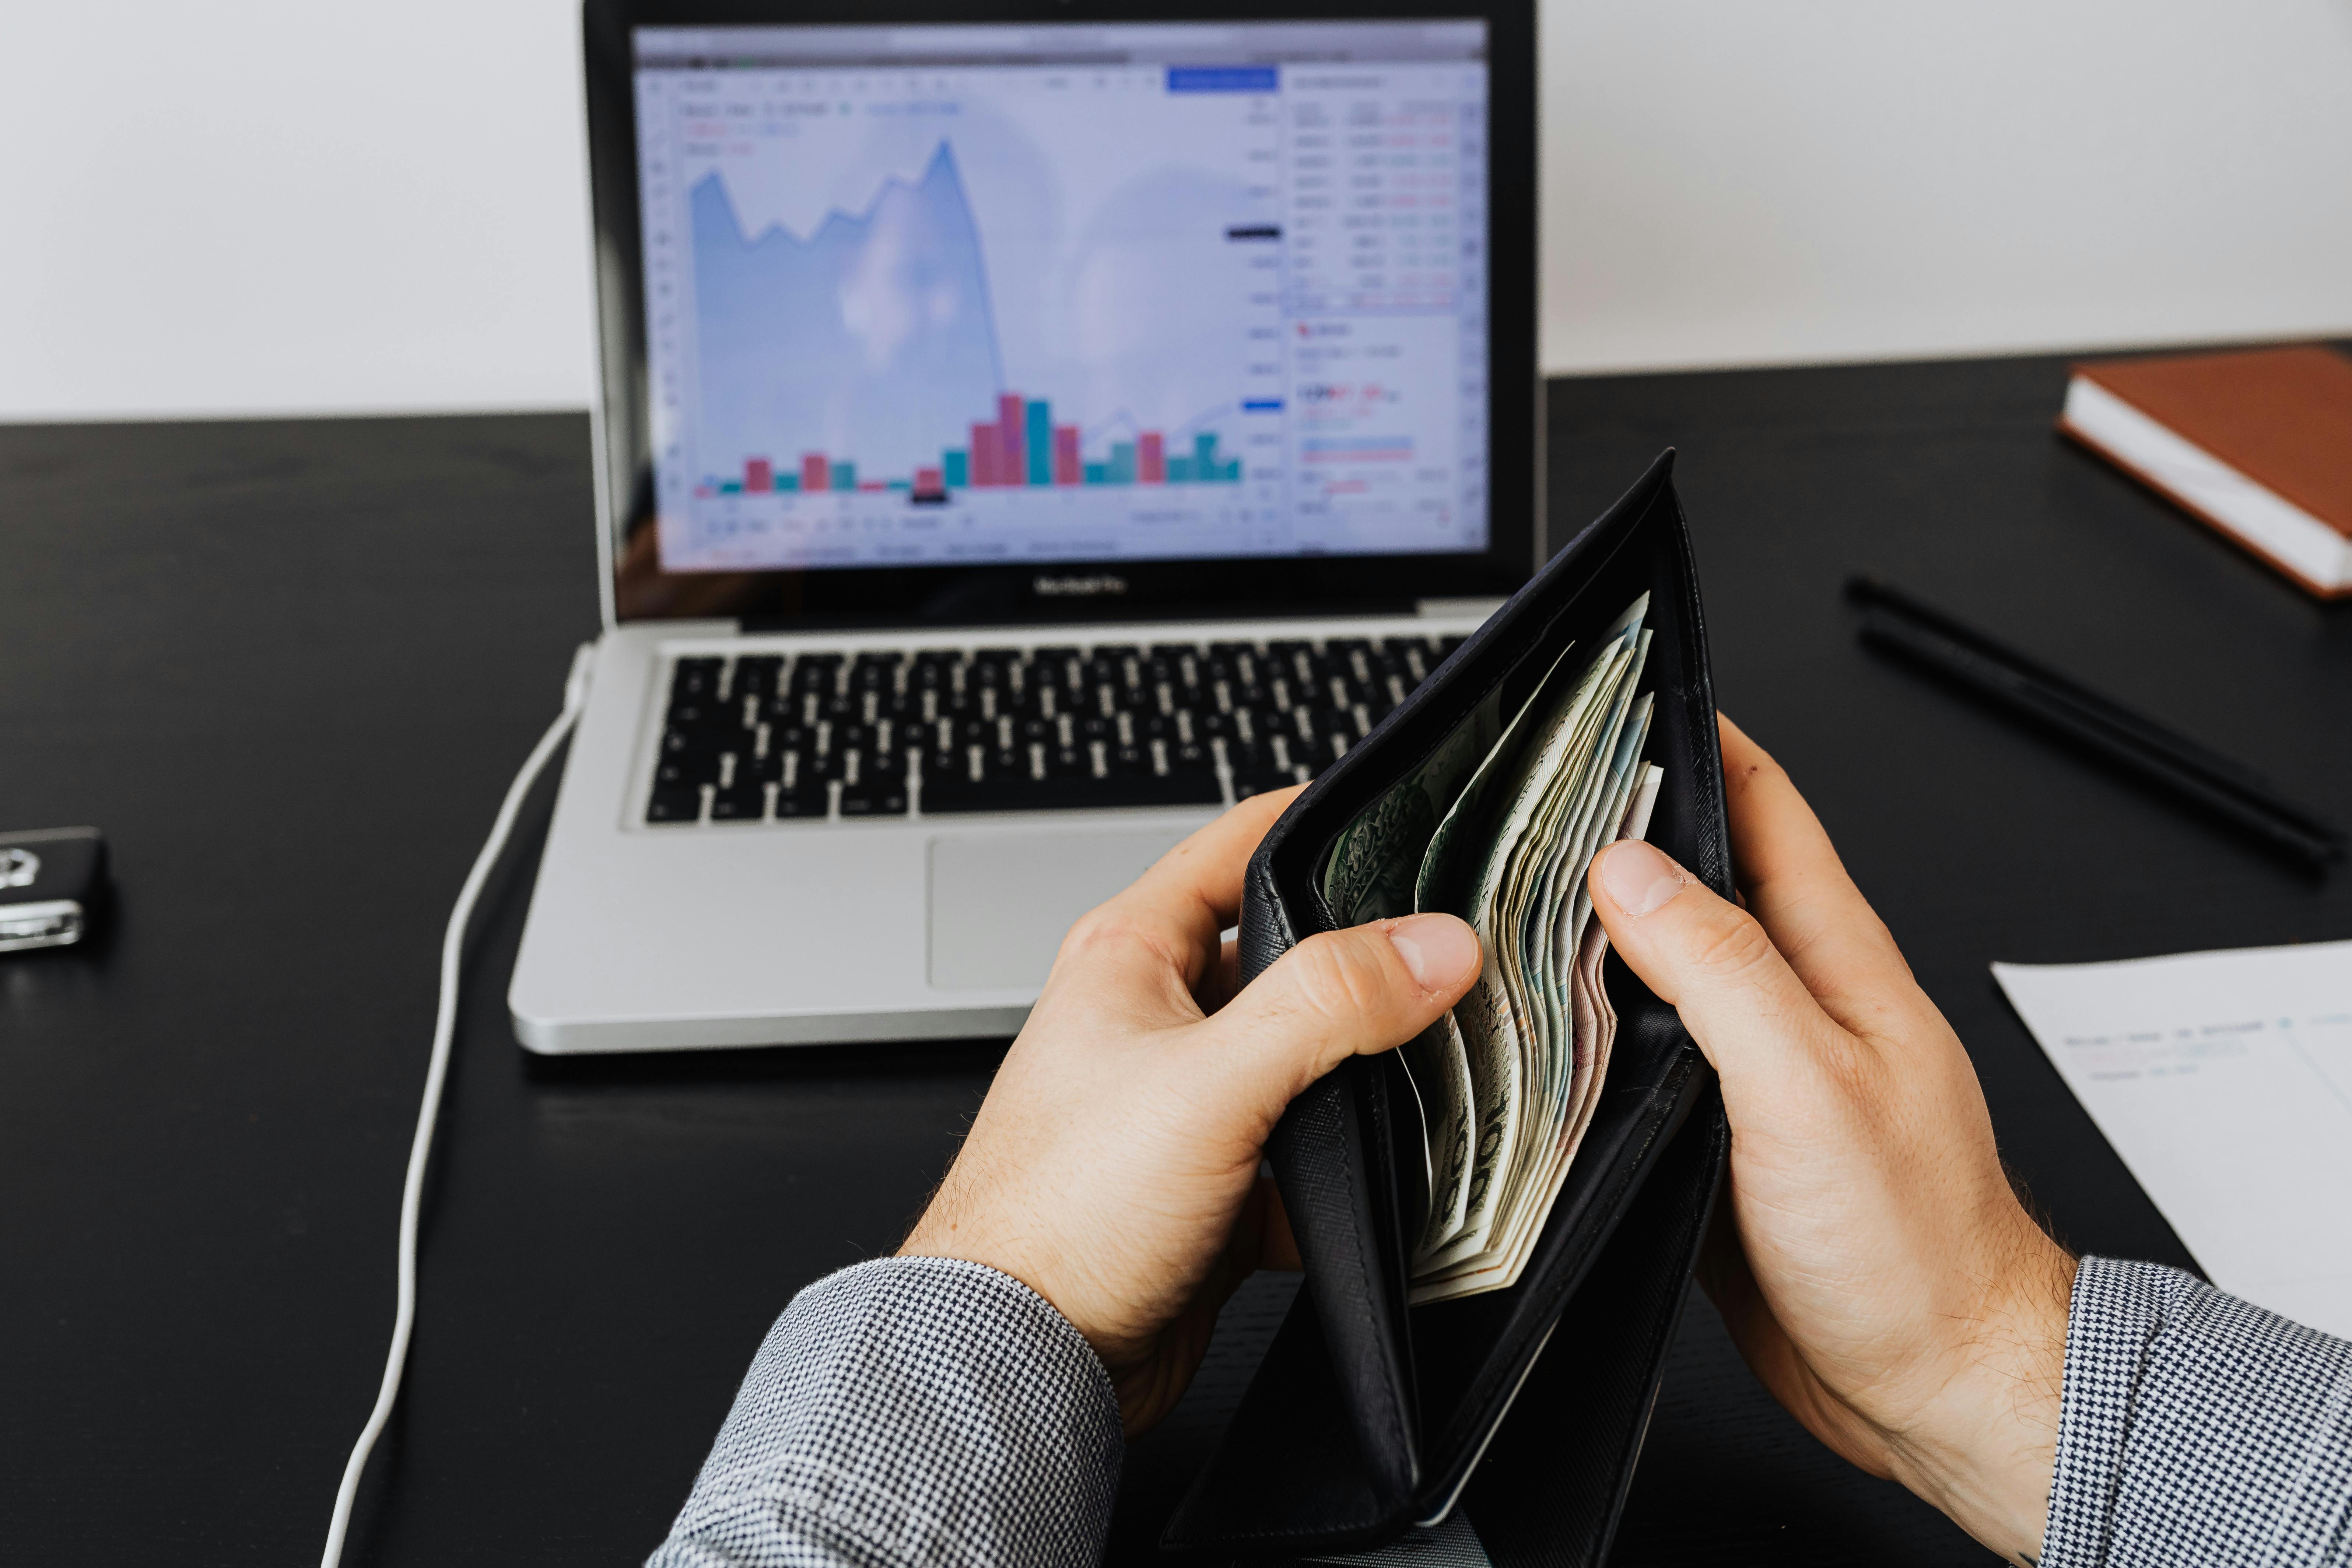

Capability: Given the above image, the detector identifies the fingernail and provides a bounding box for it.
[1388,913,1480,989]
[1597,841,1692,918]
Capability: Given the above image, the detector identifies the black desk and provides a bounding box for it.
[4,354,2347,1566]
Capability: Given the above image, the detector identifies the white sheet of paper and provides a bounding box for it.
[1993,939,2352,1339]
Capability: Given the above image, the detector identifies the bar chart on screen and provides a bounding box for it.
[633,38,1490,572]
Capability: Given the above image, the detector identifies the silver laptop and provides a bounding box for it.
[510,3,1542,1053]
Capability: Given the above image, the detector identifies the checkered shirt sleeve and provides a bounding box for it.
[646,1256,1123,1568]
[2040,1255,2352,1567]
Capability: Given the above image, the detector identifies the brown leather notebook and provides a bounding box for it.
[2058,344,2352,598]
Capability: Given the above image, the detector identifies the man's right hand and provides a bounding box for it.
[1588,716,2076,1568]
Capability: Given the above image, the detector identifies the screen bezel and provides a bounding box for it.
[583,0,1540,629]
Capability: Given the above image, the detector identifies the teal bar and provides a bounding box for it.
[778,474,801,492]
[887,479,911,491]
[1167,457,1196,484]
[1193,432,1219,469]
[1219,459,1243,482]
[1083,462,1109,485]
[1026,400,1051,485]
[943,450,969,488]
[1108,441,1136,485]
[719,480,743,493]
[832,463,857,491]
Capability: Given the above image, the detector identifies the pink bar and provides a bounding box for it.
[1138,432,1166,484]
[745,458,773,493]
[801,454,829,493]
[1052,426,1080,485]
[914,465,944,497]
[857,480,886,492]
[971,424,997,486]
[996,394,1026,484]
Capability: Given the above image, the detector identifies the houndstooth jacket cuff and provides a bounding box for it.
[648,1256,1123,1568]
[2040,1255,2352,1567]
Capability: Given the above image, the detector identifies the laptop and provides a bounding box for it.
[510,0,1540,1053]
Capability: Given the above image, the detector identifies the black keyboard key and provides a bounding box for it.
[774,778,829,818]
[656,754,720,789]
[840,748,910,816]
[709,783,767,821]
[729,656,784,701]
[663,699,733,732]
[646,786,704,824]
[840,785,909,817]
[790,656,843,696]
[660,725,729,761]
[670,658,723,702]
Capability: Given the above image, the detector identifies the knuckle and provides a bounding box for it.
[1058,904,1128,959]
[1056,905,1159,970]
[1283,933,1395,1024]
[1684,905,1781,981]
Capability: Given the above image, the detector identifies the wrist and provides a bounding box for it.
[1886,1233,2077,1566]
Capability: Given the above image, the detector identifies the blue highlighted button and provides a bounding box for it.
[1167,66,1278,92]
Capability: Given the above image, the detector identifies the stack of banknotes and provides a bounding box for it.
[1321,593,1665,1303]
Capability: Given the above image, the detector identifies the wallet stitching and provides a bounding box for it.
[1333,1088,1412,1502]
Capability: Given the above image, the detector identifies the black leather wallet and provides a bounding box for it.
[1164,452,1732,1564]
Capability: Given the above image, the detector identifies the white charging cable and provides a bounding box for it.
[319,642,596,1568]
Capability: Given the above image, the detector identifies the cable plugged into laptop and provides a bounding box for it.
[318,640,594,1568]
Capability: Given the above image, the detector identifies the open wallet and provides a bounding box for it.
[1163,451,1734,1564]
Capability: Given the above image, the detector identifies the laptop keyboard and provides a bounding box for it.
[644,635,1464,824]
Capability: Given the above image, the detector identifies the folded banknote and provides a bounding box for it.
[1322,592,1665,1302]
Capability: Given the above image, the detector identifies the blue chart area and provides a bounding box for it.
[691,144,999,490]
[689,143,1243,500]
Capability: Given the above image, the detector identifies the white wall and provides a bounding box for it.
[1545,0,2352,372]
[4,1,2349,421]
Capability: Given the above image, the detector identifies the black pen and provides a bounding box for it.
[1845,575,2346,871]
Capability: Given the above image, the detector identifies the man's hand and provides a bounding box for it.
[1588,716,2075,1567]
[901,787,1481,1434]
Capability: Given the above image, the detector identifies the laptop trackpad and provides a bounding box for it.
[927,829,1188,992]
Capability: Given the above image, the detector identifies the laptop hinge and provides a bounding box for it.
[1416,597,1507,620]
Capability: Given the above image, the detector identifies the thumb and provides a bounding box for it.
[1587,839,1839,1084]
[1203,913,1481,1118]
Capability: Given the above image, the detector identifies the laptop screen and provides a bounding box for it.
[629,21,1490,578]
